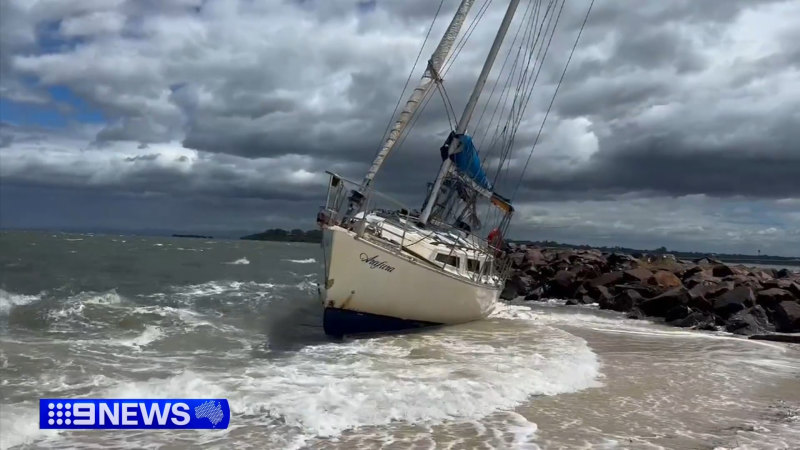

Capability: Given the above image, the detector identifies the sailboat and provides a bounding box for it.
[316,0,581,336]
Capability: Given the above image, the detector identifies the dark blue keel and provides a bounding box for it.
[323,307,440,337]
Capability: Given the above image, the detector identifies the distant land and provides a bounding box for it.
[241,228,322,243]
[511,240,800,266]
[238,228,799,265]
[172,234,214,239]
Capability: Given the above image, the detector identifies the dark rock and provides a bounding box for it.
[501,274,534,300]
[664,304,692,322]
[712,287,755,318]
[546,270,578,298]
[688,295,713,312]
[525,248,547,267]
[608,253,637,267]
[573,264,601,281]
[761,279,793,290]
[653,270,683,289]
[537,265,555,279]
[509,251,526,268]
[579,295,594,304]
[680,265,705,280]
[588,271,625,288]
[722,274,763,290]
[672,264,699,279]
[669,310,714,329]
[775,268,793,279]
[684,271,720,289]
[756,288,795,308]
[773,301,800,332]
[639,287,690,317]
[627,307,645,320]
[565,299,580,306]
[500,283,518,300]
[587,285,612,303]
[689,282,733,302]
[749,269,775,282]
[725,305,774,335]
[788,282,800,299]
[599,289,642,312]
[749,333,800,343]
[711,264,736,278]
[523,286,544,301]
[623,268,655,285]
[613,283,660,298]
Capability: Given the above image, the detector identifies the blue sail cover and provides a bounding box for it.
[449,134,492,190]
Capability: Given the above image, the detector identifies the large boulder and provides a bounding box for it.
[680,265,705,280]
[775,268,794,279]
[509,251,527,269]
[773,301,800,332]
[712,287,755,318]
[788,282,800,299]
[524,286,545,301]
[689,282,733,302]
[501,273,534,300]
[683,271,720,289]
[599,289,642,312]
[545,270,578,298]
[653,270,683,289]
[756,288,795,308]
[725,305,774,335]
[587,285,613,303]
[668,310,716,329]
[588,271,625,288]
[664,304,692,322]
[525,248,547,267]
[638,287,690,317]
[573,264,601,281]
[623,268,655,285]
[607,253,638,268]
[749,269,776,283]
[711,263,737,278]
[613,283,660,299]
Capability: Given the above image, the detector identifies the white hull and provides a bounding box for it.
[321,225,499,329]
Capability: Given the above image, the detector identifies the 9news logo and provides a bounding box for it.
[40,399,230,429]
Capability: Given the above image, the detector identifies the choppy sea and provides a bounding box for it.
[1,231,798,449]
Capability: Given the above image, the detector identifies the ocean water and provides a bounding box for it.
[1,231,799,449]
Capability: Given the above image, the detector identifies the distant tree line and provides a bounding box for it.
[240,228,322,243]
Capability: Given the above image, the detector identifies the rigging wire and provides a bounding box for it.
[511,0,595,200]
[372,0,446,154]
[495,0,564,188]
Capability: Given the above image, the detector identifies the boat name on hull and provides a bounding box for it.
[359,253,396,272]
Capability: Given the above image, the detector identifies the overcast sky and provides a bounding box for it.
[1,0,798,256]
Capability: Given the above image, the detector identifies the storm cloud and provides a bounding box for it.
[0,0,798,255]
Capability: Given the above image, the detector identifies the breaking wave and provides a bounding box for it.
[284,258,317,264]
[0,289,43,315]
[225,257,250,265]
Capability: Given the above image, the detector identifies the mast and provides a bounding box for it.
[420,0,522,224]
[360,0,476,191]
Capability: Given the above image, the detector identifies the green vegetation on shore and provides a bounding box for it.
[241,228,322,243]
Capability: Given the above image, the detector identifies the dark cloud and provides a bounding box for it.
[0,0,798,255]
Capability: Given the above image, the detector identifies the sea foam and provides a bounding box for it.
[0,289,42,315]
[283,258,316,264]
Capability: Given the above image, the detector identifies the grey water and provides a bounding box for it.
[1,231,799,449]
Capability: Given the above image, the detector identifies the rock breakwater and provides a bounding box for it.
[501,246,800,338]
